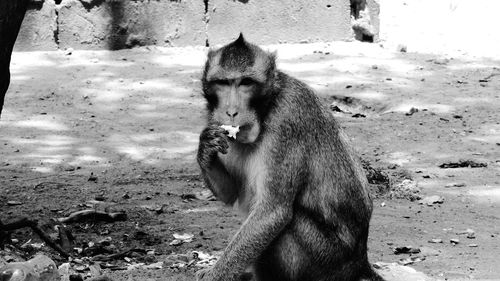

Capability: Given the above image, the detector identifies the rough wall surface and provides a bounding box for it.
[379,0,500,57]
[207,0,353,46]
[13,0,57,51]
[57,0,206,50]
[366,0,380,41]
[13,0,381,50]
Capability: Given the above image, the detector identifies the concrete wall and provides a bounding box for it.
[207,0,352,46]
[14,0,381,50]
[14,0,58,51]
[379,0,500,57]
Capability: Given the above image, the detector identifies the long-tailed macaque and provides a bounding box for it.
[196,34,384,281]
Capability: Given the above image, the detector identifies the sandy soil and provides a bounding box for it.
[1,42,499,280]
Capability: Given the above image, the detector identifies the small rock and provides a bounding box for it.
[330,105,346,113]
[428,239,443,244]
[7,201,23,206]
[457,229,476,239]
[418,195,444,206]
[397,44,407,53]
[433,58,450,65]
[88,173,98,182]
[144,261,163,270]
[468,244,478,247]
[94,195,106,201]
[351,113,366,118]
[398,256,423,265]
[405,107,419,116]
[65,48,74,55]
[445,182,466,188]
[380,202,386,207]
[450,238,460,245]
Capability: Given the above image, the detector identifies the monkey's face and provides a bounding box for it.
[205,77,262,144]
[202,34,276,144]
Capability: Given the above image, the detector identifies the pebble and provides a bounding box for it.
[428,238,443,244]
[445,182,466,188]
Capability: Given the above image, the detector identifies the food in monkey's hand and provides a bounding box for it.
[220,125,240,139]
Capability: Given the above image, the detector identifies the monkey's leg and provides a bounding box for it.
[206,203,292,281]
[201,158,240,205]
[0,0,28,116]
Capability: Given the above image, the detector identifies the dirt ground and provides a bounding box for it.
[0,42,499,281]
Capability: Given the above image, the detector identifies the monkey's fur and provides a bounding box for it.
[197,34,384,281]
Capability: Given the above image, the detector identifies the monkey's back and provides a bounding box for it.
[256,71,378,281]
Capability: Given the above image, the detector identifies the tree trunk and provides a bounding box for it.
[0,0,28,117]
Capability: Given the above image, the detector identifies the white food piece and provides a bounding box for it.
[220,125,240,139]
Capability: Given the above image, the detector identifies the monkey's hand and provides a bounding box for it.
[197,125,229,170]
[195,267,213,281]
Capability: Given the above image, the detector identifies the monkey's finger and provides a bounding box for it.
[218,146,228,155]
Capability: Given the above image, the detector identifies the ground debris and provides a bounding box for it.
[393,246,421,255]
[398,256,424,265]
[169,233,194,246]
[405,107,419,116]
[457,229,476,239]
[1,218,70,258]
[444,182,466,188]
[390,180,421,201]
[438,160,487,168]
[92,248,147,262]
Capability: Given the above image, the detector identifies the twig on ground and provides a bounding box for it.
[57,210,127,224]
[92,248,147,261]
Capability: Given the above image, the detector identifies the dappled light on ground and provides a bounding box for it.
[2,43,499,176]
[1,42,500,280]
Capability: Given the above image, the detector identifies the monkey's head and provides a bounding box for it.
[202,33,277,144]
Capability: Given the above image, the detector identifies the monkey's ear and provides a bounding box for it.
[268,51,277,69]
[207,48,216,59]
[268,50,277,61]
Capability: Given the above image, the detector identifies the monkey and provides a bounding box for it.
[196,33,384,281]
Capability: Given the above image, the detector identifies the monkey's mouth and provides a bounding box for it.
[234,123,260,144]
[238,123,253,132]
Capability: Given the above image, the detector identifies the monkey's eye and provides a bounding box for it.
[239,78,255,86]
[212,79,230,86]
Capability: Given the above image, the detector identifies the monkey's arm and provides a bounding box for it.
[201,158,239,205]
[203,152,299,281]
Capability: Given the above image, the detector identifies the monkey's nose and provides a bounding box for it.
[226,111,238,118]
